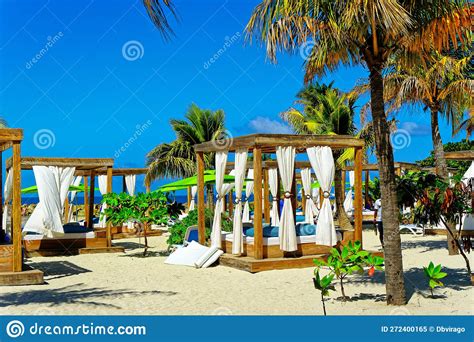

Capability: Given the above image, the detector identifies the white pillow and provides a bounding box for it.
[194,247,223,268]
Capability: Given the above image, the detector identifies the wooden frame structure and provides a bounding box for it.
[5,156,124,256]
[0,129,43,285]
[194,134,365,272]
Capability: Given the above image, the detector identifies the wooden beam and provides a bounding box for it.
[354,147,363,246]
[253,147,263,259]
[197,152,205,244]
[12,143,21,272]
[106,167,113,247]
[6,157,114,171]
[263,168,270,224]
[444,150,474,161]
[83,176,89,225]
[87,172,95,230]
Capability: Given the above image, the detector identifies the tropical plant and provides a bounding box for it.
[397,171,472,274]
[383,53,473,179]
[0,117,7,128]
[143,0,177,40]
[312,270,335,315]
[246,0,470,305]
[455,109,473,140]
[313,241,370,300]
[145,104,227,207]
[423,262,448,298]
[167,208,233,246]
[102,191,174,256]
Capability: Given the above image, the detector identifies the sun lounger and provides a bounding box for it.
[399,224,424,236]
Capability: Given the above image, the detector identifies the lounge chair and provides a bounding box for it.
[169,225,199,252]
[399,223,424,236]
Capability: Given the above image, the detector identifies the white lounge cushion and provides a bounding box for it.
[194,247,223,268]
[165,241,210,267]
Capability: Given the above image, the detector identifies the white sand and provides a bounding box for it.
[1,231,473,315]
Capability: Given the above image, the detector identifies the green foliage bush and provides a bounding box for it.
[167,208,233,246]
[417,140,473,176]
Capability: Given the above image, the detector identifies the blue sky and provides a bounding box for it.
[0,0,467,193]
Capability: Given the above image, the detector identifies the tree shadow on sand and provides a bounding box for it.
[348,266,471,302]
[0,283,177,309]
[119,250,170,258]
[27,261,91,281]
[401,238,447,253]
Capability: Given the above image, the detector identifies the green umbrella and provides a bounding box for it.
[158,170,250,192]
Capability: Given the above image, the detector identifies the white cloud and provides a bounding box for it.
[399,121,431,136]
[248,116,293,134]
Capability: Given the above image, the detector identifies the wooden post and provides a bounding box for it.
[106,167,113,247]
[228,189,234,217]
[122,175,127,193]
[87,172,95,229]
[12,143,21,272]
[84,176,89,224]
[354,147,363,246]
[263,168,270,224]
[301,186,306,213]
[291,171,297,224]
[197,152,205,244]
[253,148,263,259]
[187,186,192,210]
[63,197,70,223]
[364,170,370,207]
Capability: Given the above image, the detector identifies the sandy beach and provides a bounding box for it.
[1,230,472,316]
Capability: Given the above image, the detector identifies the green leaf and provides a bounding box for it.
[433,272,447,279]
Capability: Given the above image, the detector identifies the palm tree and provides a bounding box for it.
[0,117,6,128]
[146,104,226,184]
[246,0,470,305]
[454,108,473,140]
[384,54,473,180]
[281,82,364,230]
[143,0,177,39]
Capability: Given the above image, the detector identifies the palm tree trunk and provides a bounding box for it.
[430,107,448,179]
[369,61,406,305]
[430,107,458,255]
[334,168,353,230]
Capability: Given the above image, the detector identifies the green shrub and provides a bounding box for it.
[167,209,234,246]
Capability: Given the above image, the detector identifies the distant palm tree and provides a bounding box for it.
[383,53,473,179]
[145,104,226,187]
[281,82,371,230]
[455,109,473,140]
[143,0,177,39]
[0,118,6,128]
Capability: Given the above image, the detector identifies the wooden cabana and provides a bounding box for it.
[5,156,124,256]
[194,134,365,272]
[0,129,43,285]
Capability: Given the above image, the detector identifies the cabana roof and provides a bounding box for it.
[6,157,114,171]
[194,134,364,153]
[342,162,421,171]
[0,128,22,152]
[444,150,474,161]
[74,167,147,176]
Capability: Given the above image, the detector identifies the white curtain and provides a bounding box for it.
[125,174,136,196]
[211,152,228,248]
[343,171,355,214]
[301,168,316,223]
[2,169,13,235]
[312,186,320,216]
[242,169,254,223]
[23,166,75,237]
[67,175,83,223]
[189,186,197,211]
[232,149,248,254]
[276,146,297,252]
[268,168,280,226]
[307,146,337,246]
[98,175,108,228]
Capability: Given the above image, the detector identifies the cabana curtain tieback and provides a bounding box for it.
[283,191,292,199]
[305,194,312,200]
[323,191,331,198]
[234,197,242,205]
